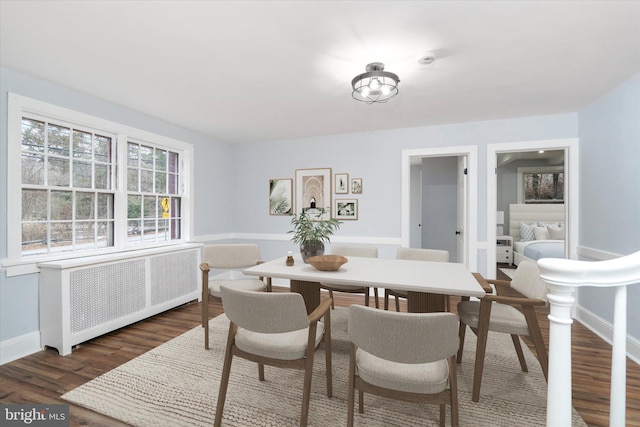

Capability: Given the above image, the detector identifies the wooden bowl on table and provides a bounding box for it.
[306,255,348,271]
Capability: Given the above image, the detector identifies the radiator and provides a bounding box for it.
[38,244,202,355]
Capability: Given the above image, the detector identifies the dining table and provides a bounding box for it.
[244,254,488,313]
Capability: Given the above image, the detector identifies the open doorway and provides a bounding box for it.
[402,146,478,272]
[486,139,579,279]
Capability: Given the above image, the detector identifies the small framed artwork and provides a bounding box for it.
[295,168,332,220]
[335,173,349,194]
[269,178,293,215]
[351,178,363,194]
[335,198,358,220]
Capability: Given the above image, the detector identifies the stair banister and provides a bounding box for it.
[538,250,640,427]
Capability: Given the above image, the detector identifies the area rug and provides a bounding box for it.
[62,308,586,427]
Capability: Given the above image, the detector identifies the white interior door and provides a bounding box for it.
[456,156,467,264]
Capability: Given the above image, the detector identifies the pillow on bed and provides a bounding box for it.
[520,223,536,242]
[546,224,565,240]
[533,224,549,240]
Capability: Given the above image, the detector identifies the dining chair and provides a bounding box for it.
[385,248,450,311]
[456,259,548,402]
[200,243,270,349]
[347,305,459,427]
[215,286,333,427]
[319,244,379,309]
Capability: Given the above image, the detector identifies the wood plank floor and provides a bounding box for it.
[1,287,638,427]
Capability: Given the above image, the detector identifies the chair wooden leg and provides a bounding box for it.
[373,288,379,308]
[324,308,333,398]
[395,295,400,312]
[358,390,364,413]
[258,363,265,381]
[384,289,390,310]
[472,300,492,402]
[449,356,460,427]
[511,334,528,373]
[364,288,370,307]
[456,321,467,364]
[203,289,209,350]
[300,323,318,427]
[347,343,356,427]
[328,290,335,309]
[214,323,237,427]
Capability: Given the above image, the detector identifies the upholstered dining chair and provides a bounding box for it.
[347,305,459,427]
[456,259,548,402]
[200,243,270,349]
[319,244,379,309]
[215,286,332,427]
[385,248,450,311]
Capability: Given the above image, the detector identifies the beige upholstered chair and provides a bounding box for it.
[214,286,332,427]
[319,244,379,309]
[385,248,450,311]
[347,305,459,427]
[200,244,269,349]
[456,259,548,402]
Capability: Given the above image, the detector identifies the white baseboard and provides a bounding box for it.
[0,331,42,365]
[575,304,640,365]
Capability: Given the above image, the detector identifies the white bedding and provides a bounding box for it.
[513,239,565,265]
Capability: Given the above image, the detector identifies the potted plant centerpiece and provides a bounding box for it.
[289,209,342,263]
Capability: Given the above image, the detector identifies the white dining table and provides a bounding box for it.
[244,255,488,313]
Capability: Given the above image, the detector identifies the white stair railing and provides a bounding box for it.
[538,250,640,427]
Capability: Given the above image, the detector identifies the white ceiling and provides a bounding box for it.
[1,1,639,144]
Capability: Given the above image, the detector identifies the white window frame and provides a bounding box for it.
[4,93,194,276]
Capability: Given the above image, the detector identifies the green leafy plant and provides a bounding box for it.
[288,209,342,244]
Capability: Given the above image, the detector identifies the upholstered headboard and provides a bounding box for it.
[509,204,565,241]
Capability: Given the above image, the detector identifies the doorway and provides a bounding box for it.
[401,146,478,272]
[486,138,579,278]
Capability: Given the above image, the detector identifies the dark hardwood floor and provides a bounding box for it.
[1,284,639,426]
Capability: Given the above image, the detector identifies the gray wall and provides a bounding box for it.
[577,72,640,339]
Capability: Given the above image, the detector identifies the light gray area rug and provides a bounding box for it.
[62,308,586,426]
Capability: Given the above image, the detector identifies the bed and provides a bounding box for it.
[508,203,566,266]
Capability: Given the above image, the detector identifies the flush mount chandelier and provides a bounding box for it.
[351,62,400,104]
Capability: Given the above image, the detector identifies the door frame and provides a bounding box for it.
[401,145,478,272]
[486,138,579,277]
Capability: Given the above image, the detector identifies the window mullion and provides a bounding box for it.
[114,134,128,248]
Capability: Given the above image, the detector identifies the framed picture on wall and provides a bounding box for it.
[335,198,358,220]
[295,168,332,220]
[269,178,293,215]
[335,173,349,194]
[351,178,362,194]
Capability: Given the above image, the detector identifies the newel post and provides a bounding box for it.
[538,251,640,427]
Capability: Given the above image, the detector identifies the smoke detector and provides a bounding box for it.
[418,54,436,65]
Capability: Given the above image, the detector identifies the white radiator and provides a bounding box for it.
[38,244,202,355]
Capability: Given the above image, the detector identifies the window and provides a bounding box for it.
[517,166,564,204]
[21,118,116,256]
[126,142,182,244]
[6,94,193,271]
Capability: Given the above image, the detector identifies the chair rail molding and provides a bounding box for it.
[538,250,640,427]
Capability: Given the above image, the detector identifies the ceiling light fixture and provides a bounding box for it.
[351,62,400,104]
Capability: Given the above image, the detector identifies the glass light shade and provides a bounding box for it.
[351,62,400,104]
